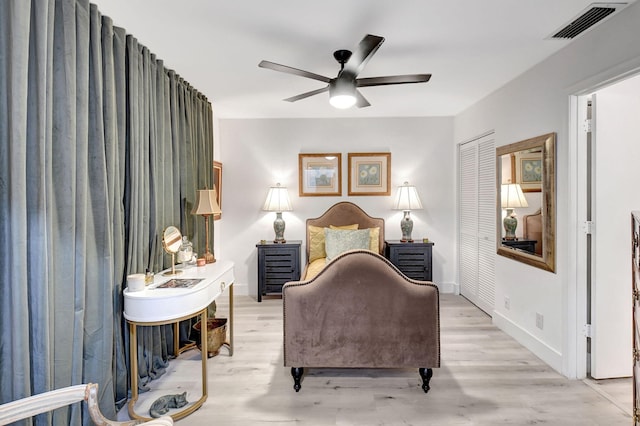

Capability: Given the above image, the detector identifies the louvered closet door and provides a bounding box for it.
[458,134,496,315]
[459,143,479,300]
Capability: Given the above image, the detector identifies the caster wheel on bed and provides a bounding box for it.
[419,368,433,393]
[291,367,304,392]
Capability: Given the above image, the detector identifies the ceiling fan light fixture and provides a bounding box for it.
[329,79,356,109]
[259,34,431,109]
[330,94,356,109]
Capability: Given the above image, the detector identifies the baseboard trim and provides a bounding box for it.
[492,310,563,373]
[437,281,459,294]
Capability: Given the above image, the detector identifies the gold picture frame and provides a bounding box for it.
[213,161,222,220]
[514,150,542,193]
[497,133,556,272]
[347,152,391,196]
[298,153,342,196]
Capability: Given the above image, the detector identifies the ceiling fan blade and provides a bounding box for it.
[341,34,384,78]
[355,90,371,108]
[283,86,329,103]
[259,60,331,83]
[356,74,432,87]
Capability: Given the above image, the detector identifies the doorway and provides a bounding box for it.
[581,76,640,379]
[572,72,640,415]
[587,75,640,379]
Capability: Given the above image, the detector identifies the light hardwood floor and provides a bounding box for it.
[119,294,632,425]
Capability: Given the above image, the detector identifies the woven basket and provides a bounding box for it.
[192,318,227,357]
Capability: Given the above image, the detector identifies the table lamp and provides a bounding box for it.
[501,183,528,240]
[393,181,423,242]
[262,183,293,243]
[192,188,222,263]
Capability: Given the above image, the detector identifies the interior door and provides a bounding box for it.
[590,79,640,378]
[458,133,496,315]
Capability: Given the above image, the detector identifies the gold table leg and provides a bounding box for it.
[127,308,209,421]
[128,323,139,420]
[229,284,234,355]
[221,284,235,355]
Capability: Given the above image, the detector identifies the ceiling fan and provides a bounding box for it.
[258,34,431,109]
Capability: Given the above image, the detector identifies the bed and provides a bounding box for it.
[282,202,440,393]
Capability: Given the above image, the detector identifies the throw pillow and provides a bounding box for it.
[367,227,380,253]
[329,224,359,230]
[308,225,327,262]
[308,224,359,262]
[324,228,371,261]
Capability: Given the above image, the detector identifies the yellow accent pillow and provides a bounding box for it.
[308,224,360,262]
[304,258,328,280]
[368,227,380,253]
[308,225,326,262]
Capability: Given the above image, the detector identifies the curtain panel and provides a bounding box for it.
[0,1,214,424]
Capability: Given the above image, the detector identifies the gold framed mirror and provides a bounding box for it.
[162,225,183,276]
[496,133,556,272]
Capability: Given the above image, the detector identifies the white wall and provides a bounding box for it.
[454,0,640,377]
[217,117,455,297]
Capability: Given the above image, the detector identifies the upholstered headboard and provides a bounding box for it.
[305,202,385,258]
[522,208,543,256]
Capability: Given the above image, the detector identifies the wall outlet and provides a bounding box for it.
[536,312,544,330]
[504,296,510,310]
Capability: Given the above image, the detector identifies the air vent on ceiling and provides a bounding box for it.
[550,3,628,39]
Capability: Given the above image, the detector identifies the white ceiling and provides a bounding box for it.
[91,0,625,119]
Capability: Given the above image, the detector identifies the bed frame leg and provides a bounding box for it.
[419,368,433,393]
[291,367,304,392]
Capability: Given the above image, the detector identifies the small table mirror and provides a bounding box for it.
[162,226,183,276]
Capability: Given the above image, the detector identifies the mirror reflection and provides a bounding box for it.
[162,225,183,276]
[496,133,556,273]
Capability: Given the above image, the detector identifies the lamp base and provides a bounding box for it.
[400,211,414,243]
[204,251,216,264]
[203,214,216,263]
[503,208,517,240]
[273,212,286,244]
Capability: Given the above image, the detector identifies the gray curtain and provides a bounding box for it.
[0,1,214,424]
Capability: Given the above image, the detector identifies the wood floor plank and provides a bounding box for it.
[119,294,631,425]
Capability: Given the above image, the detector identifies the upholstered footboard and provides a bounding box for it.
[283,250,440,393]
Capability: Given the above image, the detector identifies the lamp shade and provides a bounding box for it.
[191,189,221,216]
[501,183,529,209]
[262,183,292,212]
[393,182,423,211]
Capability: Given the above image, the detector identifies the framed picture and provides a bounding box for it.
[515,151,542,192]
[348,152,391,196]
[298,153,342,196]
[213,161,222,220]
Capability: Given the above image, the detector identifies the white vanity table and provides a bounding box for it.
[123,260,234,421]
